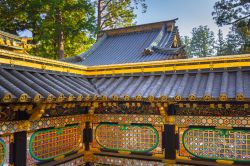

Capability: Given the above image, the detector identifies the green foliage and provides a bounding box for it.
[97,0,147,30]
[212,0,250,55]
[212,0,250,26]
[190,26,215,57]
[235,20,250,53]
[181,36,192,57]
[224,28,243,54]
[0,0,147,59]
[0,0,96,59]
[215,29,226,55]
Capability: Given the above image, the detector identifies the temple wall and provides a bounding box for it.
[0,102,248,165]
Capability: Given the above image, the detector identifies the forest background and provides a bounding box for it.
[0,0,249,59]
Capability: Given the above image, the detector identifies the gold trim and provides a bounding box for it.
[164,159,176,165]
[118,151,131,155]
[1,49,250,76]
[236,93,244,101]
[54,155,65,161]
[216,160,234,165]
[188,95,196,101]
[203,94,211,101]
[1,93,12,103]
[18,94,28,102]
[215,126,233,130]
[219,93,228,101]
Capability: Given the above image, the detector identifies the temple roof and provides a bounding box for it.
[64,19,186,66]
[90,69,250,101]
[1,29,250,103]
[0,30,33,52]
[0,65,98,103]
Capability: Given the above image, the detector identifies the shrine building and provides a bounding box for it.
[0,19,249,166]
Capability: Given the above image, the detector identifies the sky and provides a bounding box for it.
[135,0,230,38]
[19,0,230,38]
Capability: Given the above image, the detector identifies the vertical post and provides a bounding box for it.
[83,106,95,164]
[13,131,27,166]
[84,122,92,151]
[165,125,176,160]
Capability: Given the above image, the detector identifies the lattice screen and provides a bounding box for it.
[29,125,81,161]
[183,128,250,161]
[93,123,162,153]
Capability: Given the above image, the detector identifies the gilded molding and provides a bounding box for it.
[0,114,87,134]
[1,49,250,76]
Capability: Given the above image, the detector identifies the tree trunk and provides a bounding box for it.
[56,8,64,59]
[97,0,102,31]
[58,30,64,59]
[32,31,39,56]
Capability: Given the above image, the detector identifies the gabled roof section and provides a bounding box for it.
[0,30,33,52]
[64,19,186,66]
[90,69,250,102]
[0,64,98,103]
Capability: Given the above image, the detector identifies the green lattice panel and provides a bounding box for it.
[95,124,159,152]
[183,128,250,162]
[29,125,81,161]
[0,139,5,166]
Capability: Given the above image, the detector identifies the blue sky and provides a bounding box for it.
[135,0,230,37]
[20,0,230,38]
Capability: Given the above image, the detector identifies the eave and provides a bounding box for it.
[1,49,250,77]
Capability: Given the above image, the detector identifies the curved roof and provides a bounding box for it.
[89,69,250,102]
[0,65,98,103]
[64,19,185,66]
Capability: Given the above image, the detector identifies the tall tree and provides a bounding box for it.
[224,26,244,55]
[212,0,250,27]
[0,0,96,59]
[190,26,215,57]
[181,36,192,57]
[235,20,250,53]
[97,0,147,30]
[212,0,250,54]
[215,29,226,55]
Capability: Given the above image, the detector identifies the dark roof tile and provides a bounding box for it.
[63,20,185,66]
[0,66,98,103]
[90,70,250,101]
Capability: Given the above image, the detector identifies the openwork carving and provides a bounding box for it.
[94,102,160,115]
[29,125,81,161]
[176,104,250,116]
[95,124,159,153]
[183,128,250,161]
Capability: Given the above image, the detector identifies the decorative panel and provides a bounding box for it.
[178,127,191,157]
[93,114,164,125]
[27,125,82,164]
[58,156,85,166]
[175,104,249,116]
[93,123,162,153]
[94,155,165,166]
[174,116,250,127]
[183,128,250,162]
[0,114,87,135]
[0,136,9,166]
[94,103,160,114]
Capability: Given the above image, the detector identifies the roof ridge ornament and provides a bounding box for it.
[143,25,166,55]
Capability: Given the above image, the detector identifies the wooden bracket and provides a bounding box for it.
[29,105,45,121]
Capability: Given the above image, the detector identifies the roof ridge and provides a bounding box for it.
[98,18,178,37]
